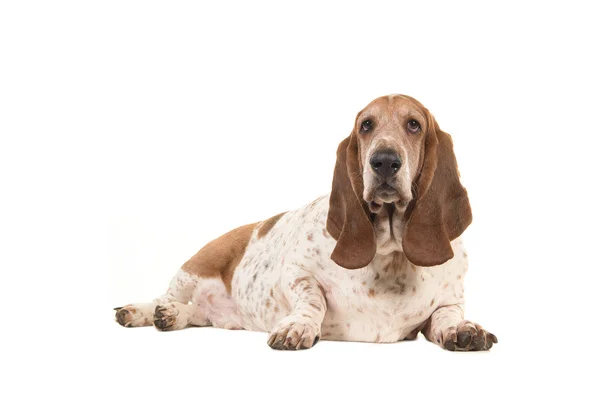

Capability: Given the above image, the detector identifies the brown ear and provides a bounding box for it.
[402,116,472,267]
[327,133,376,269]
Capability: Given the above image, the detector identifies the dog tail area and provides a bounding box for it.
[114,269,199,328]
[114,222,257,330]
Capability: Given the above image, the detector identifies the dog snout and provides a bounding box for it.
[369,150,402,179]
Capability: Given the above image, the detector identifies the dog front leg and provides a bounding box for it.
[267,267,326,350]
[422,304,497,351]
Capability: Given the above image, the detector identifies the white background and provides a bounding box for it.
[1,1,599,399]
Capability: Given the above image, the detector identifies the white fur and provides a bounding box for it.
[117,195,478,347]
[231,195,468,342]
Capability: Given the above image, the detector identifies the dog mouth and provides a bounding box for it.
[366,183,409,213]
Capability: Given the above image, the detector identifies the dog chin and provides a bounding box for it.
[365,188,411,214]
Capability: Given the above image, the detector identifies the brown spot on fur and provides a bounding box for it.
[368,288,375,297]
[362,281,366,286]
[291,276,311,290]
[412,286,416,294]
[457,274,462,280]
[257,212,286,239]
[374,272,380,280]
[269,288,274,297]
[307,232,314,242]
[393,278,406,294]
[430,299,435,306]
[265,299,271,308]
[181,222,258,294]
[274,306,280,313]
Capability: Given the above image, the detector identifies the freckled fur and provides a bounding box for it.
[116,195,475,343]
[257,212,286,238]
[115,94,496,351]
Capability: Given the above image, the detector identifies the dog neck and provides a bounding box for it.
[372,202,407,256]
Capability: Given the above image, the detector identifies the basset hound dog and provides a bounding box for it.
[115,94,497,351]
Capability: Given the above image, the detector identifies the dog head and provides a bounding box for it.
[327,94,472,268]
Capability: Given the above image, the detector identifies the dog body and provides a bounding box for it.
[232,195,468,343]
[115,95,497,351]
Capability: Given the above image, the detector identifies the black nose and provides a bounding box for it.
[370,150,402,178]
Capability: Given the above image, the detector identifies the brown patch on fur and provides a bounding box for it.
[368,288,375,297]
[327,135,377,269]
[403,110,472,267]
[430,299,435,306]
[181,222,258,294]
[307,232,314,242]
[257,212,286,238]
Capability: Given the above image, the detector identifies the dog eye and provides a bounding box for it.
[407,119,421,133]
[361,119,373,133]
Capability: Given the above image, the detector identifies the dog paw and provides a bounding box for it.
[442,321,497,351]
[153,303,187,331]
[267,318,320,350]
[114,304,153,327]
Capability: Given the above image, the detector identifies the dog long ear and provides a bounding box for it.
[402,115,472,267]
[327,133,376,269]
